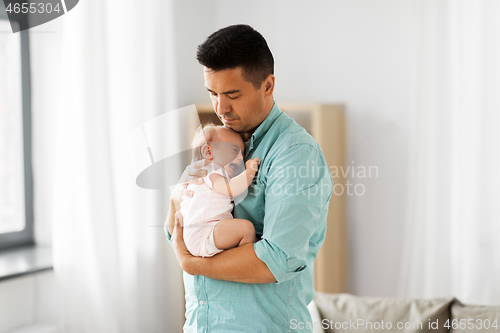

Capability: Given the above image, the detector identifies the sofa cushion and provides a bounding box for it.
[314,292,455,333]
[308,300,326,333]
[450,300,500,333]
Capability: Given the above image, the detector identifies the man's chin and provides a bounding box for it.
[223,123,242,132]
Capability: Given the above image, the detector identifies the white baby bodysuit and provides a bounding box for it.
[180,163,233,257]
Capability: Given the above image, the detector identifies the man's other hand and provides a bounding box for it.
[170,158,211,211]
[171,211,194,273]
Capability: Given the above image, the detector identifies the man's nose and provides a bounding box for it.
[216,96,230,116]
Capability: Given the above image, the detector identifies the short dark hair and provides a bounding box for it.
[197,24,274,89]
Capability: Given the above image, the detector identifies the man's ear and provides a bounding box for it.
[262,74,275,96]
[201,144,212,159]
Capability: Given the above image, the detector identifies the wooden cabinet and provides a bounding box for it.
[193,103,347,293]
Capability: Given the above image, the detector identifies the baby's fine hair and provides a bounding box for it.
[192,122,221,161]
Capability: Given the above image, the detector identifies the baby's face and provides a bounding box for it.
[209,127,245,177]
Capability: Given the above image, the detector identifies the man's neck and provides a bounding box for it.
[240,131,254,143]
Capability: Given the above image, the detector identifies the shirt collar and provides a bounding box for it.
[248,101,281,150]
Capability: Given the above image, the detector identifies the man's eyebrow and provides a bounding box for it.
[205,87,240,95]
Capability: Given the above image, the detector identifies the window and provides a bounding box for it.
[0,9,34,250]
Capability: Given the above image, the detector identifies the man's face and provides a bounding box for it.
[204,67,268,137]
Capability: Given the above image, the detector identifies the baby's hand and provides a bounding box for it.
[245,157,260,173]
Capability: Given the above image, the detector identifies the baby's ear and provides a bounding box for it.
[201,144,212,159]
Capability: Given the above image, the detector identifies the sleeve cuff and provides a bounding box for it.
[254,238,289,284]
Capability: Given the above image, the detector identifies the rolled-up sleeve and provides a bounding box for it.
[254,143,333,284]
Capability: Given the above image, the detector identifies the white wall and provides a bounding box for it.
[174,0,420,296]
[172,1,216,107]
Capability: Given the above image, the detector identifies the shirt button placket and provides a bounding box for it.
[199,276,209,332]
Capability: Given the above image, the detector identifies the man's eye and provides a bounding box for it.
[210,92,217,97]
[227,95,238,100]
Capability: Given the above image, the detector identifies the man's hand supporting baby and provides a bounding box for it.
[171,211,276,284]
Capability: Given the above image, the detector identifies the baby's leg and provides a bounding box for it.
[213,219,257,250]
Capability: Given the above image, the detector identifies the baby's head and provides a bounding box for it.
[192,123,245,177]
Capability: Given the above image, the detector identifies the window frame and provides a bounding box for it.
[0,7,34,250]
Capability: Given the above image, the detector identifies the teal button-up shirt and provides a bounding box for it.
[165,102,333,332]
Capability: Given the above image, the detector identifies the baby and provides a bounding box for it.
[179,123,260,257]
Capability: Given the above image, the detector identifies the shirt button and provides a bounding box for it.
[199,301,204,305]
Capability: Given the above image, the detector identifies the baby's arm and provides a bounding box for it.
[210,158,260,197]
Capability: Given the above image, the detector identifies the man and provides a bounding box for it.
[165,24,333,332]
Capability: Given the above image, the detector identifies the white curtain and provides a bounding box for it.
[50,0,184,331]
[399,0,500,305]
